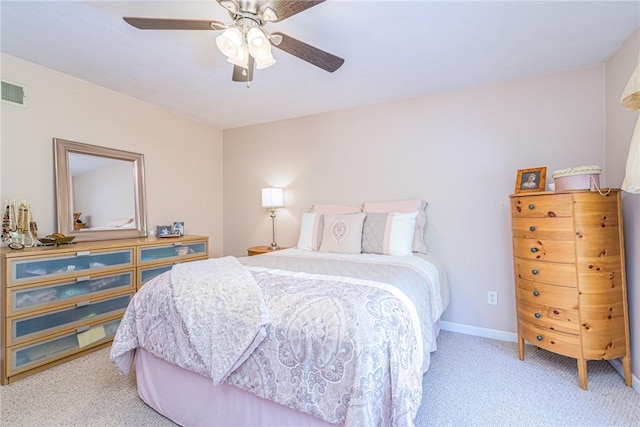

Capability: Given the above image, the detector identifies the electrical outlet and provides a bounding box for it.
[488,291,498,305]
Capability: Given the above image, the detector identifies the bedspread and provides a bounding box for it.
[111,251,447,426]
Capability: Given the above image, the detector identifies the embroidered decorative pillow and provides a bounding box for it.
[362,212,417,256]
[362,199,428,253]
[319,213,366,254]
[296,213,324,251]
[310,203,362,214]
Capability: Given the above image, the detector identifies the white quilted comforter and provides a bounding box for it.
[110,249,449,426]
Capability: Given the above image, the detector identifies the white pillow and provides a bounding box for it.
[362,212,417,256]
[296,213,324,251]
[319,213,366,254]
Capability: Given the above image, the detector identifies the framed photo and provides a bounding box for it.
[173,221,184,236]
[155,225,174,237]
[515,167,547,193]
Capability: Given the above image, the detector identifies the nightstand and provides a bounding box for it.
[247,246,287,256]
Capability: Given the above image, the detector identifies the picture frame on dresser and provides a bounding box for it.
[515,167,547,193]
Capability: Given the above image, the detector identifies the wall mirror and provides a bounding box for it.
[54,138,148,242]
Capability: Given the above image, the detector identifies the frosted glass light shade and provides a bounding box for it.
[262,188,284,208]
[255,53,276,70]
[216,28,242,58]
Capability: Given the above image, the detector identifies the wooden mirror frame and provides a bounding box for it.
[54,138,148,242]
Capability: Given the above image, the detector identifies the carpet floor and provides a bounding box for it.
[1,330,638,426]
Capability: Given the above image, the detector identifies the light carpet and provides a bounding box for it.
[1,330,638,426]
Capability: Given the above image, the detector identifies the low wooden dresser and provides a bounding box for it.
[0,235,208,384]
[509,190,631,389]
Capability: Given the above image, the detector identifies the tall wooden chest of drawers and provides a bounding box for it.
[1,235,208,384]
[509,190,631,389]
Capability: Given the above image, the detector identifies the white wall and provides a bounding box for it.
[1,54,224,256]
[223,64,606,334]
[605,28,640,384]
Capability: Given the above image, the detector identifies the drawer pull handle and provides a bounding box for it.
[76,300,91,308]
[173,242,183,247]
[530,247,539,253]
[533,290,540,297]
[536,335,543,341]
[535,312,541,318]
[76,326,90,333]
[532,269,539,275]
[76,276,91,283]
[529,226,536,231]
[76,251,90,257]
[528,204,535,210]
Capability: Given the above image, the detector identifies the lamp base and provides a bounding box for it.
[268,243,280,250]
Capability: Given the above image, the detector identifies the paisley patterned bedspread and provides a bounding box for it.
[110,249,449,426]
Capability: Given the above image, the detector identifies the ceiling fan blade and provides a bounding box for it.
[265,0,325,22]
[232,56,255,82]
[270,32,344,73]
[123,17,226,31]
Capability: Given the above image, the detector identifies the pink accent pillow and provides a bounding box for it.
[310,203,362,214]
[362,199,428,253]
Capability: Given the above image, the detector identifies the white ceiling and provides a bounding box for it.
[1,1,639,130]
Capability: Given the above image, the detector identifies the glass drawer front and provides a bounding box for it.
[12,294,131,342]
[10,271,134,314]
[139,242,207,264]
[139,264,173,286]
[11,249,134,284]
[11,318,121,373]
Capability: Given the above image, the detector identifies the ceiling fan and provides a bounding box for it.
[123,0,344,83]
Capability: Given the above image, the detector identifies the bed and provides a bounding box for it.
[110,247,449,426]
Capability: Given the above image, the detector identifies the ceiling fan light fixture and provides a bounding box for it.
[247,27,270,55]
[226,46,249,69]
[215,27,242,58]
[255,54,276,70]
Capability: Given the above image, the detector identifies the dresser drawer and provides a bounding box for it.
[7,248,134,287]
[138,264,173,289]
[7,317,121,376]
[516,294,579,334]
[514,259,577,287]
[511,217,575,240]
[512,238,575,263]
[8,270,135,315]
[138,240,207,266]
[517,279,578,306]
[518,319,581,359]
[9,292,132,345]
[511,194,573,218]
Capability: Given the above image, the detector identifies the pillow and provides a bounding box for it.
[362,199,428,253]
[319,213,366,254]
[310,203,362,214]
[362,212,417,256]
[296,213,324,251]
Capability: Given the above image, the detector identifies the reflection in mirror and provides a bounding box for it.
[54,138,148,242]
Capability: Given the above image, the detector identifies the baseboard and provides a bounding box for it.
[439,321,638,393]
[439,321,518,342]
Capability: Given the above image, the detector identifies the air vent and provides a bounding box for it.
[1,81,26,107]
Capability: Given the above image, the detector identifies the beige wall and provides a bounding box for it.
[605,28,640,384]
[1,54,224,256]
[223,64,606,334]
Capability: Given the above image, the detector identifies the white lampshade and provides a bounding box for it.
[226,46,249,68]
[255,55,276,70]
[216,28,243,58]
[261,188,284,208]
[247,27,269,56]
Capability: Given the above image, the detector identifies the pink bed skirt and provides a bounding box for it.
[136,320,441,426]
[136,348,336,426]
